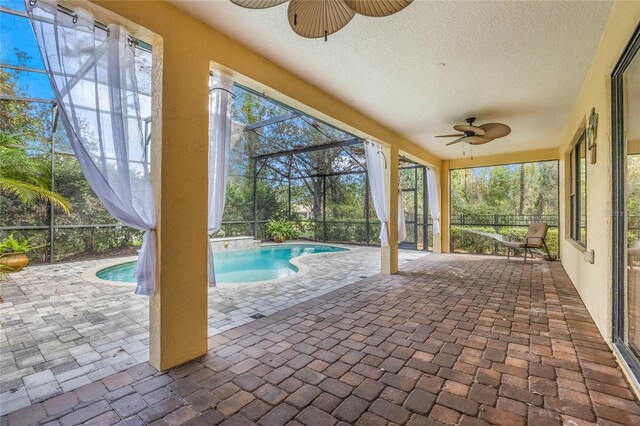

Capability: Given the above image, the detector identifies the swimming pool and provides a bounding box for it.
[95,244,347,284]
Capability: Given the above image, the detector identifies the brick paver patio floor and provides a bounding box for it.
[0,246,423,416]
[3,254,640,425]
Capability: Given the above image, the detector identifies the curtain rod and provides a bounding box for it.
[24,0,152,53]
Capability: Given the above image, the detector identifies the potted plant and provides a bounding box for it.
[265,219,295,243]
[0,234,33,272]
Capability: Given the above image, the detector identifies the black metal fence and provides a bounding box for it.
[219,219,376,246]
[218,218,433,248]
[5,212,567,264]
[0,224,143,264]
[450,213,559,256]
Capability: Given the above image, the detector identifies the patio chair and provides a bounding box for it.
[504,222,551,262]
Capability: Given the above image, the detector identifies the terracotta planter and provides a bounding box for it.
[273,236,285,243]
[0,252,29,272]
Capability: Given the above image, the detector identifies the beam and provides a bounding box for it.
[247,128,325,174]
[0,94,53,103]
[287,164,421,180]
[340,146,366,171]
[253,138,362,161]
[289,169,366,180]
[0,63,48,74]
[448,148,559,170]
[245,112,298,131]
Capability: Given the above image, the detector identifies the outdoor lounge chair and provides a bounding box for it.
[505,222,551,262]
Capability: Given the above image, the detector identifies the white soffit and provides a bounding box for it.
[171,0,613,160]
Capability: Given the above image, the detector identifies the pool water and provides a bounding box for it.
[95,244,347,284]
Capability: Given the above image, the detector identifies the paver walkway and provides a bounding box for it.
[0,246,423,415]
[3,254,640,425]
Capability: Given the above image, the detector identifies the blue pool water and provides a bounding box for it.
[95,244,347,284]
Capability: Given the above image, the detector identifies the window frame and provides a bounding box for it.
[569,131,587,247]
[612,23,640,385]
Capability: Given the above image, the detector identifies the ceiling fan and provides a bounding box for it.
[436,117,511,146]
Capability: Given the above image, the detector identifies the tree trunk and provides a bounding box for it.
[312,178,323,220]
[519,164,525,215]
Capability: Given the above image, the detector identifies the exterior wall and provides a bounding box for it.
[558,1,640,341]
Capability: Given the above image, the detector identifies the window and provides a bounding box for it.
[569,131,587,245]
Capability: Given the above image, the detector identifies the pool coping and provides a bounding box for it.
[81,256,139,287]
[80,242,358,288]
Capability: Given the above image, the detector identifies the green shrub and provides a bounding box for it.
[265,219,296,242]
[0,234,32,254]
[292,220,313,239]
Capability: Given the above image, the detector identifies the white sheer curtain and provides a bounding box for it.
[398,188,407,243]
[365,141,389,246]
[27,0,157,295]
[207,70,240,285]
[426,168,441,235]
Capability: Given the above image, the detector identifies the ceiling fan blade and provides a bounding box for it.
[288,0,355,38]
[344,0,413,17]
[231,0,288,8]
[467,136,493,145]
[446,137,466,146]
[453,125,486,136]
[478,123,511,139]
[435,134,464,138]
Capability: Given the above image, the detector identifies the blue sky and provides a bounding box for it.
[1,0,54,99]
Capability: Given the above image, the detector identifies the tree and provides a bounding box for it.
[0,56,71,213]
[230,88,364,224]
[450,162,558,218]
[1,51,142,262]
[0,132,70,212]
[519,164,525,215]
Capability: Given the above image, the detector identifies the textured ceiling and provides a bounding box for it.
[170,0,613,160]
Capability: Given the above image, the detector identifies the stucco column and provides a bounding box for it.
[440,160,451,253]
[381,145,399,274]
[148,43,210,371]
[431,166,442,254]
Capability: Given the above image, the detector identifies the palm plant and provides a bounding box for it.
[0,132,70,213]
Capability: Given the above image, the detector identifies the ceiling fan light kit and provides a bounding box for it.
[436,116,511,148]
[230,0,414,41]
